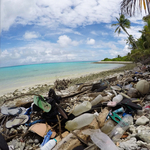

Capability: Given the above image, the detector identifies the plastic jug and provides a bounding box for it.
[72,101,92,116]
[109,115,133,142]
[41,139,57,150]
[91,94,103,106]
[112,94,123,103]
[65,113,99,131]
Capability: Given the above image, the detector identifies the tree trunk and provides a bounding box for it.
[121,25,138,49]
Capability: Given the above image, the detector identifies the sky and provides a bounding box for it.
[0,0,146,67]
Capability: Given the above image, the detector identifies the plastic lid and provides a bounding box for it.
[54,138,57,142]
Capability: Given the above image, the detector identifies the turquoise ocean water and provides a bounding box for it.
[0,61,124,95]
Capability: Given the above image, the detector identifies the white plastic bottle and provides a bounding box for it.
[40,139,57,150]
[102,95,112,101]
[112,94,123,103]
[72,101,92,116]
[91,94,103,106]
[65,113,99,131]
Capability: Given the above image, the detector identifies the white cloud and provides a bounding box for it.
[57,35,72,47]
[45,28,82,36]
[0,40,99,67]
[1,0,123,32]
[122,45,131,54]
[23,31,40,39]
[87,38,95,45]
[108,44,131,58]
[91,31,97,35]
[57,35,79,47]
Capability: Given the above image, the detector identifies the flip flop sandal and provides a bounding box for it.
[118,98,142,110]
[8,107,26,116]
[34,95,51,112]
[6,115,29,128]
[1,106,26,116]
[29,123,56,138]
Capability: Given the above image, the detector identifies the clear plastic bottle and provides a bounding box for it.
[40,139,57,150]
[72,101,92,116]
[91,94,103,106]
[84,129,118,150]
[112,94,123,103]
[109,115,133,142]
[101,119,116,134]
[65,113,99,131]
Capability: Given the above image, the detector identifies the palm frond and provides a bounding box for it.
[115,26,120,33]
[121,0,150,16]
[118,28,121,34]
[111,23,119,27]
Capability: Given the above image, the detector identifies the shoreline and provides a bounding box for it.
[0,63,124,97]
[0,63,136,106]
[94,61,133,64]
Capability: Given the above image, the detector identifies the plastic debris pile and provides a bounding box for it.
[0,63,150,150]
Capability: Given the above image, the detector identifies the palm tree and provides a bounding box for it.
[121,0,150,16]
[139,19,150,48]
[112,14,138,48]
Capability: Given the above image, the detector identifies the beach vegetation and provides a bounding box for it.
[103,14,150,64]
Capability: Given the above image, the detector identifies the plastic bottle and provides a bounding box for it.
[91,94,103,106]
[112,94,123,103]
[113,107,125,114]
[72,101,92,116]
[83,129,118,150]
[109,115,133,142]
[102,95,112,101]
[65,113,99,131]
[101,119,116,134]
[127,88,138,98]
[41,139,57,150]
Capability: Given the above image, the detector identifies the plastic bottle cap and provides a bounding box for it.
[54,138,57,142]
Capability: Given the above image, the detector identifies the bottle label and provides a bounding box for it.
[119,121,129,127]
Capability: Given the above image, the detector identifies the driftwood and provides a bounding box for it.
[52,130,89,150]
[61,88,90,99]
[106,76,117,83]
[55,131,69,143]
[71,131,89,146]
[2,93,41,105]
[57,115,63,139]
[77,83,93,91]
[84,107,109,129]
